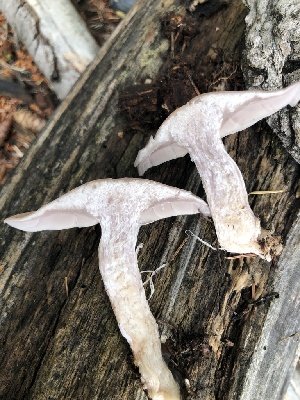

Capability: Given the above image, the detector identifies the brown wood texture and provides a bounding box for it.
[1,1,300,399]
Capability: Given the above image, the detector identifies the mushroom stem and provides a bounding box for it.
[186,105,260,256]
[5,178,210,399]
[135,83,300,257]
[98,214,180,399]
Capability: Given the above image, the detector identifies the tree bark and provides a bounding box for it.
[0,1,299,399]
[243,0,300,163]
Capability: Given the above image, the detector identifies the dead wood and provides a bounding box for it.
[243,0,300,164]
[0,1,299,399]
[0,0,99,99]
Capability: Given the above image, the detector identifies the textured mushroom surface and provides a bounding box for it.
[5,178,210,400]
[135,82,300,257]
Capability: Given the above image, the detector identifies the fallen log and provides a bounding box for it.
[0,0,299,399]
[0,0,99,99]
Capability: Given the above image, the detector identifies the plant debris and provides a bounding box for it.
[118,10,243,133]
[0,12,57,185]
[0,1,121,185]
[71,0,121,45]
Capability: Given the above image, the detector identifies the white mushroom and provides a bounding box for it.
[5,178,210,400]
[135,82,300,258]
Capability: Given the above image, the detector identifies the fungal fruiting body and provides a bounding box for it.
[5,178,210,400]
[135,82,300,258]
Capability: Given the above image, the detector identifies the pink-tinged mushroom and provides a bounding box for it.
[5,178,210,400]
[135,82,300,258]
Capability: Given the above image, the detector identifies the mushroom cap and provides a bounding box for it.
[134,83,300,258]
[135,82,300,175]
[198,81,300,137]
[4,178,210,232]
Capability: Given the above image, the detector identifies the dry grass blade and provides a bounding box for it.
[249,190,285,195]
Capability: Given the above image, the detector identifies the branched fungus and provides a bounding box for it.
[135,82,300,258]
[5,178,210,400]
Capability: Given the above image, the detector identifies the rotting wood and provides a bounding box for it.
[0,0,99,99]
[0,0,299,399]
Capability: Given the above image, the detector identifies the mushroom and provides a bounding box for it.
[5,178,210,400]
[135,82,300,258]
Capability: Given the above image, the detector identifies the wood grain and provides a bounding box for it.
[0,1,299,399]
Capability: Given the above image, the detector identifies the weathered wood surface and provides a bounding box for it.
[243,0,300,163]
[240,1,300,398]
[0,1,299,399]
[0,0,99,99]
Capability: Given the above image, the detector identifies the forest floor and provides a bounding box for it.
[0,0,121,185]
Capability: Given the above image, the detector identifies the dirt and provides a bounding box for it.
[0,1,120,185]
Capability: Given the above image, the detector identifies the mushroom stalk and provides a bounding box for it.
[182,104,260,256]
[5,178,211,400]
[135,82,300,257]
[99,214,179,399]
